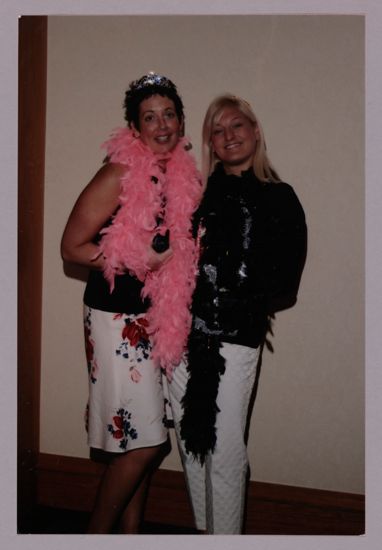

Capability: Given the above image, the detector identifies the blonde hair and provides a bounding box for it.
[201,94,281,184]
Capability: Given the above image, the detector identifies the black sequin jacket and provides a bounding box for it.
[191,163,307,348]
[180,164,307,463]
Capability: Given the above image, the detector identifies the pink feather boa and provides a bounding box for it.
[97,128,202,377]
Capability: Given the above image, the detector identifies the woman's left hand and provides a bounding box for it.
[146,247,173,271]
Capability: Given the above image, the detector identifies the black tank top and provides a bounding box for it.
[83,212,150,314]
[83,269,149,314]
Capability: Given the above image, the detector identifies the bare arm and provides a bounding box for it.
[60,162,124,269]
[61,161,173,272]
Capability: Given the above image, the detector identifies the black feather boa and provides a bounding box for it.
[180,330,226,464]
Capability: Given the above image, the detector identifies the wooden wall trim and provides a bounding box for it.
[18,15,47,525]
[36,453,194,526]
[36,453,364,534]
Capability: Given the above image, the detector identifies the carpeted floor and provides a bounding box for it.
[19,501,364,536]
[19,506,198,535]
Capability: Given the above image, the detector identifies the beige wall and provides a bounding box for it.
[40,15,364,493]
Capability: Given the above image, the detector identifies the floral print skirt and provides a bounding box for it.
[83,305,169,453]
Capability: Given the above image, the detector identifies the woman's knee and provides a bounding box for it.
[110,441,167,470]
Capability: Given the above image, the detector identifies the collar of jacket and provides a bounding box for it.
[210,162,263,186]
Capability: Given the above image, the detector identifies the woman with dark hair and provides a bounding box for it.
[61,73,202,533]
[167,94,307,534]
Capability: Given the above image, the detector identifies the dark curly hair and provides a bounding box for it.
[123,73,185,130]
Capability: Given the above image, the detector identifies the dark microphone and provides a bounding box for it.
[151,229,170,253]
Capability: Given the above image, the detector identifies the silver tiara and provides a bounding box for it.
[132,72,175,91]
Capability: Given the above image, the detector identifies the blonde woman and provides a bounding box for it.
[167,94,307,534]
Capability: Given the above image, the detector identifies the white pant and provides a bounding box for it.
[167,342,260,534]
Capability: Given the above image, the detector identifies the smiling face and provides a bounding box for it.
[134,94,183,154]
[210,106,258,175]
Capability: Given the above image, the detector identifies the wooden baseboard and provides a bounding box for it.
[36,452,195,527]
[35,452,364,534]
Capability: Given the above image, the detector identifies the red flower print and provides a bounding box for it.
[130,367,142,383]
[107,408,138,449]
[113,416,123,429]
[112,416,123,438]
[122,319,149,347]
[137,317,149,328]
[84,404,89,433]
[113,313,123,320]
[84,326,94,362]
[122,323,140,346]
